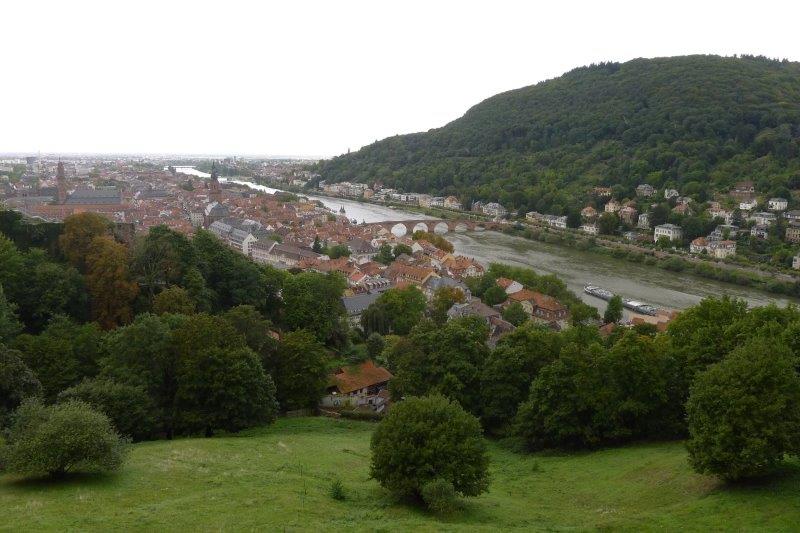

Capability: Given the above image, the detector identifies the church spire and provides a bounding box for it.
[209,161,222,203]
[56,161,68,204]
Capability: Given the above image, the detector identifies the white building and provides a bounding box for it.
[739,198,758,211]
[768,198,788,211]
[581,223,598,235]
[482,202,507,217]
[752,212,777,226]
[654,223,683,242]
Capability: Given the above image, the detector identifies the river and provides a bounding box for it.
[227,178,792,313]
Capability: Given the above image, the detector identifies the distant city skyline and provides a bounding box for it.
[4,0,800,158]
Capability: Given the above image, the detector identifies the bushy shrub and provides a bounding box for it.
[339,409,383,422]
[329,477,346,501]
[58,377,157,441]
[370,395,489,503]
[2,399,127,478]
[421,478,459,514]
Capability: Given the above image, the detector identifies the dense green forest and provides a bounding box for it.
[317,55,800,215]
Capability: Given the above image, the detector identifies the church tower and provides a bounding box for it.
[56,161,68,204]
[209,162,222,203]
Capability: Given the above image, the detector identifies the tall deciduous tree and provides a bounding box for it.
[59,213,113,272]
[266,329,329,411]
[687,338,800,481]
[390,317,489,415]
[480,323,562,433]
[85,236,139,329]
[152,286,195,315]
[603,295,623,324]
[13,316,105,401]
[281,272,346,343]
[0,345,42,426]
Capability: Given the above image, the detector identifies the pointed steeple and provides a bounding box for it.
[56,161,68,204]
[209,161,222,203]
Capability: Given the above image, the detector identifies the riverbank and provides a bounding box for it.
[497,223,800,299]
[226,178,795,310]
[301,188,800,298]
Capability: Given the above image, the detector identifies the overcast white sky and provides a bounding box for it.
[3,0,799,158]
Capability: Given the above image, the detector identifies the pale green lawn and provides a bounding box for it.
[2,417,798,531]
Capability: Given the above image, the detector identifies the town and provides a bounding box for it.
[321,178,800,271]
[0,156,589,345]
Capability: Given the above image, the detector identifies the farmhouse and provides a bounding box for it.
[321,360,393,412]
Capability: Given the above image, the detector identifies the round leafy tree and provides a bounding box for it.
[2,399,127,478]
[686,338,800,481]
[370,394,489,504]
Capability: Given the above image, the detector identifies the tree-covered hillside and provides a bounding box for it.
[317,55,800,215]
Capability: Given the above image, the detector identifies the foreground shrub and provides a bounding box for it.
[58,377,157,441]
[329,477,346,500]
[686,338,800,481]
[370,395,489,505]
[421,478,459,514]
[2,399,127,478]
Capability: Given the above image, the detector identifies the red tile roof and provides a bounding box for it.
[329,360,393,395]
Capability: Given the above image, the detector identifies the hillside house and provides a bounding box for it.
[482,202,507,218]
[739,198,758,211]
[768,198,788,211]
[653,223,683,242]
[730,180,755,201]
[751,224,770,240]
[444,196,462,210]
[786,222,800,243]
[619,206,638,225]
[636,184,655,197]
[604,199,621,213]
[321,360,393,412]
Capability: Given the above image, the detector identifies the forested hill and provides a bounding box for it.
[317,55,800,215]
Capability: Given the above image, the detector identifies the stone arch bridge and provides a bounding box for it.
[362,219,498,237]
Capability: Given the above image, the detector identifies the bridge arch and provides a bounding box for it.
[454,222,469,233]
[412,222,429,234]
[390,223,408,237]
[433,221,449,234]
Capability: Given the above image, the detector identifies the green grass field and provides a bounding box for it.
[2,417,799,531]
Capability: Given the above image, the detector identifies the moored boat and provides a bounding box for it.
[583,285,659,316]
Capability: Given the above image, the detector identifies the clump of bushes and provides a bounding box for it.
[58,377,157,442]
[686,338,800,481]
[421,478,459,514]
[1,399,127,478]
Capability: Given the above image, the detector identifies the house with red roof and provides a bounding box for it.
[321,360,394,412]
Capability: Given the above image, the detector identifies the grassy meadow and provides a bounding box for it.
[2,417,799,531]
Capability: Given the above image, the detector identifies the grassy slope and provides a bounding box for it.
[2,417,798,531]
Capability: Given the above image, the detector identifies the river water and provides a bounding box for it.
[228,178,792,312]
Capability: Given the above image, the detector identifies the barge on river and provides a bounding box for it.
[583,285,659,316]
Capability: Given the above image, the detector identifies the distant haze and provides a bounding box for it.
[4,0,799,158]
